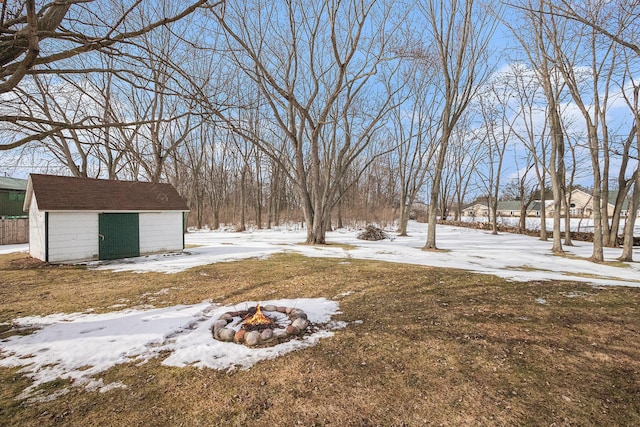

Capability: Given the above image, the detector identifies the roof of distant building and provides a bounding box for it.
[0,176,28,191]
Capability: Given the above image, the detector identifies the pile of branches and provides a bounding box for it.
[357,225,389,241]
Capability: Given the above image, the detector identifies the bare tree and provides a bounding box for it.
[5,74,98,177]
[618,65,640,261]
[544,4,624,261]
[528,0,640,259]
[231,132,256,232]
[504,162,537,233]
[449,115,483,221]
[607,126,638,247]
[475,75,517,234]
[539,0,640,57]
[206,127,232,230]
[417,0,500,249]
[3,62,137,178]
[179,128,208,229]
[265,137,292,229]
[506,0,569,254]
[506,62,554,240]
[0,0,213,99]
[209,0,404,244]
[389,61,439,236]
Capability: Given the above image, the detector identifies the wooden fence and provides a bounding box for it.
[0,218,29,245]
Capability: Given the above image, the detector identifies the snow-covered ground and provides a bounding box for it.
[461,215,640,234]
[3,220,639,286]
[0,243,28,255]
[5,220,638,286]
[1,221,639,401]
[91,221,638,287]
[0,298,344,401]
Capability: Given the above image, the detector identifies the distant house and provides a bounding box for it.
[550,188,639,218]
[561,189,597,218]
[0,177,28,218]
[464,202,489,218]
[610,191,635,218]
[495,200,522,217]
[463,199,543,219]
[24,174,189,263]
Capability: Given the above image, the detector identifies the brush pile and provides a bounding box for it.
[357,225,389,241]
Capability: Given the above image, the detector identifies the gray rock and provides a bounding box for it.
[245,331,261,346]
[285,325,301,335]
[260,328,274,341]
[263,305,278,312]
[292,318,309,331]
[290,311,307,320]
[213,319,228,332]
[273,329,288,339]
[218,328,235,342]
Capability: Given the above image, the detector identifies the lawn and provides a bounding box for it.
[1,251,639,426]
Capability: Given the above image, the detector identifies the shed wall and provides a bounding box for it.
[28,196,46,261]
[48,212,99,263]
[139,212,184,254]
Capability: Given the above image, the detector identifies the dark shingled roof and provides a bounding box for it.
[27,174,189,212]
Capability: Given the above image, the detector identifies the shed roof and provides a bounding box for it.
[0,176,27,191]
[25,174,189,212]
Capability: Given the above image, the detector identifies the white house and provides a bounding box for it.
[463,200,546,219]
[23,174,189,263]
[551,188,639,218]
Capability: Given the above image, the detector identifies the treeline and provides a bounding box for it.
[170,141,400,231]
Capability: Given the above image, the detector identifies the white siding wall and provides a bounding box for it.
[28,196,46,261]
[47,212,99,263]
[139,212,183,254]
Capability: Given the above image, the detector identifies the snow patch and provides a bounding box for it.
[0,299,341,399]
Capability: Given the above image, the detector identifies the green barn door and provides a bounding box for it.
[99,213,140,260]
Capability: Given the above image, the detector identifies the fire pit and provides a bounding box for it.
[212,304,310,347]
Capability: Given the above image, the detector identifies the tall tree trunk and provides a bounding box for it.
[519,205,527,233]
[619,89,640,261]
[488,193,498,235]
[398,200,410,236]
[255,151,263,229]
[548,103,565,254]
[563,192,573,246]
[608,128,636,246]
[619,171,639,261]
[237,168,247,232]
[539,192,548,241]
[212,210,220,230]
[587,128,605,262]
[421,0,497,250]
[425,129,451,249]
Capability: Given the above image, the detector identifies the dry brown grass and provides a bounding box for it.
[1,251,640,426]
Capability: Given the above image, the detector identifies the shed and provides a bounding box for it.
[0,176,28,218]
[23,174,189,263]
